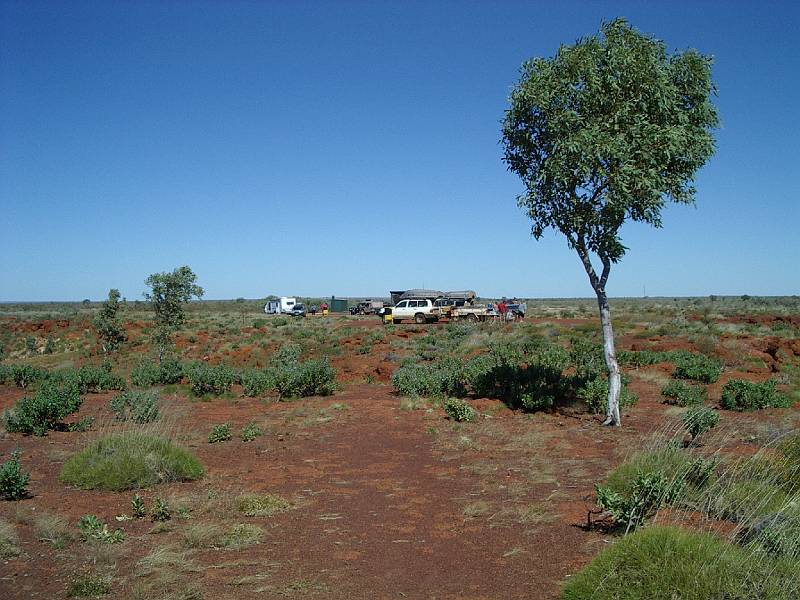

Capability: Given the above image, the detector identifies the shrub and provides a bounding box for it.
[60,433,203,491]
[562,525,799,600]
[131,357,184,388]
[131,494,146,519]
[151,497,171,522]
[0,450,30,500]
[185,362,236,396]
[673,352,723,383]
[720,379,789,411]
[77,515,124,543]
[444,398,477,422]
[240,421,263,442]
[109,390,159,423]
[7,363,49,388]
[240,368,275,397]
[661,380,706,406]
[235,493,290,517]
[223,523,264,550]
[596,471,678,532]
[682,405,720,441]
[273,359,337,399]
[208,423,232,443]
[67,572,112,597]
[93,288,126,353]
[74,363,126,393]
[68,416,94,432]
[391,363,447,398]
[577,377,638,415]
[3,381,82,436]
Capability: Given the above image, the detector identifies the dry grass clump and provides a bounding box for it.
[235,493,290,517]
[0,518,21,558]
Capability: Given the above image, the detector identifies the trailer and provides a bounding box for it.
[264,297,297,314]
[448,305,497,321]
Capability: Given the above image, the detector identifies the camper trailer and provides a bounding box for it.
[263,297,297,315]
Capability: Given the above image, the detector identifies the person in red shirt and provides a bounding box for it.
[497,299,507,319]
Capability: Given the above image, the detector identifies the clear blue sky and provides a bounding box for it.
[1,1,798,301]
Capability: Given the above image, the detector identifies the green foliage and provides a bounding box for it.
[67,416,94,432]
[618,349,686,367]
[208,422,232,443]
[562,525,799,600]
[150,497,171,522]
[444,398,477,422]
[3,380,82,436]
[5,363,49,388]
[67,572,111,597]
[44,335,55,354]
[77,515,124,543]
[682,405,720,441]
[109,390,159,423]
[93,288,126,353]
[25,335,37,355]
[569,337,605,380]
[661,380,706,406]
[131,494,146,519]
[130,357,183,387]
[60,433,203,491]
[391,357,465,399]
[144,265,204,356]
[50,363,126,394]
[185,362,236,396]
[577,377,638,414]
[502,19,718,265]
[672,352,723,383]
[273,358,338,399]
[240,421,263,442]
[0,450,30,500]
[596,471,678,533]
[720,379,789,411]
[240,368,275,397]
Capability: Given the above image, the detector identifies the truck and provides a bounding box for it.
[264,297,297,315]
[349,299,385,315]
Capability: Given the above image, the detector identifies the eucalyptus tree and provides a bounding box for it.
[94,288,126,353]
[144,266,204,361]
[501,19,718,425]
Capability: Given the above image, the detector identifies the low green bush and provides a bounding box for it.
[240,421,263,442]
[596,471,678,532]
[240,368,275,397]
[661,380,706,406]
[273,359,337,399]
[682,406,720,441]
[109,390,159,423]
[60,433,203,491]
[77,515,124,543]
[3,381,82,436]
[3,363,49,388]
[444,398,477,422]
[562,525,799,600]
[74,363,127,393]
[0,451,30,500]
[208,423,232,443]
[673,352,723,383]
[720,379,789,411]
[617,349,685,368]
[185,362,236,396]
[150,497,171,522]
[577,377,638,415]
[131,357,184,388]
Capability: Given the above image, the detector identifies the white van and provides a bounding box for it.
[264,297,297,314]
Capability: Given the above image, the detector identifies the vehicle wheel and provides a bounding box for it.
[393,318,402,325]
[468,313,478,322]
[414,313,426,325]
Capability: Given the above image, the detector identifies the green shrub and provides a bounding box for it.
[208,423,232,443]
[185,362,236,396]
[7,363,48,388]
[240,421,263,442]
[3,381,82,436]
[720,379,789,411]
[596,471,678,532]
[562,525,799,600]
[150,497,171,522]
[617,349,684,367]
[577,377,638,415]
[673,352,722,383]
[60,433,203,491]
[131,357,184,387]
[391,363,447,398]
[661,380,706,406]
[131,494,146,519]
[682,405,720,441]
[67,572,112,597]
[240,368,275,397]
[273,359,337,399]
[0,450,30,500]
[77,515,124,543]
[444,398,477,422]
[74,363,127,393]
[109,390,159,423]
[67,416,94,432]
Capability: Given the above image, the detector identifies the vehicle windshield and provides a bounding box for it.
[294,304,304,310]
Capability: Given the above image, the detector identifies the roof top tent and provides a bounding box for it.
[390,291,406,305]
[399,289,444,301]
[443,290,477,302]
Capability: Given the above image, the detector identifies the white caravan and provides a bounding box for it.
[264,297,297,314]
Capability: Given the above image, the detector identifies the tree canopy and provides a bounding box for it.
[502,18,718,266]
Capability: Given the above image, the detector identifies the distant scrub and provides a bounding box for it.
[60,433,203,491]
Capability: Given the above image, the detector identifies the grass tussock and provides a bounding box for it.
[0,518,21,558]
[235,493,291,517]
[60,433,203,491]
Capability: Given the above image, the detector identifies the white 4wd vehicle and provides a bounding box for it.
[392,298,440,324]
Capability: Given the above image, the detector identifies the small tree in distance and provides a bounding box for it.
[501,19,718,425]
[144,266,204,361]
[94,288,126,353]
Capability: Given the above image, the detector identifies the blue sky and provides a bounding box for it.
[1,1,798,301]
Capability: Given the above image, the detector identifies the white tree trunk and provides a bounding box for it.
[595,287,621,426]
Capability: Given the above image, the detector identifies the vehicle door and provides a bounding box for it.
[394,300,411,319]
